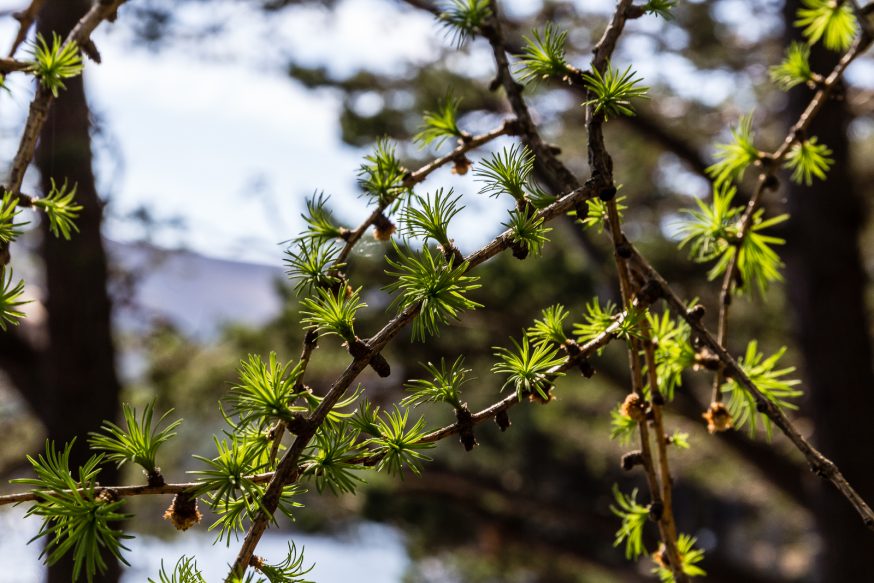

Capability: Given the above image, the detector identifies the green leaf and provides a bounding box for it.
[784,137,834,186]
[384,241,482,341]
[722,341,802,438]
[300,285,367,342]
[503,208,551,257]
[357,138,408,207]
[475,144,534,201]
[284,239,343,297]
[0,192,26,244]
[149,557,207,583]
[677,182,742,264]
[645,311,695,401]
[653,534,707,581]
[0,268,28,331]
[516,24,569,85]
[29,32,83,97]
[32,178,82,240]
[401,188,463,249]
[573,297,619,345]
[705,114,760,188]
[402,355,473,409]
[669,430,690,449]
[298,192,344,242]
[578,195,627,233]
[492,335,566,400]
[302,424,366,495]
[88,401,182,475]
[367,406,435,477]
[438,0,492,47]
[609,407,638,445]
[581,62,649,120]
[254,542,315,583]
[226,353,305,427]
[610,484,649,560]
[414,96,464,148]
[13,440,131,582]
[795,0,857,52]
[770,42,813,90]
[526,304,570,346]
[644,0,677,19]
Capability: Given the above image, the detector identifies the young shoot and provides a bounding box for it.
[30,33,83,97]
[0,268,27,331]
[705,114,760,188]
[402,188,464,249]
[33,178,83,240]
[438,0,492,47]
[402,355,473,409]
[414,96,464,149]
[795,0,858,52]
[88,401,182,481]
[475,144,535,201]
[300,286,367,342]
[721,341,802,439]
[610,485,649,560]
[367,406,435,477]
[770,42,814,90]
[526,303,570,346]
[492,335,566,401]
[517,24,570,85]
[784,137,834,186]
[384,241,482,341]
[581,63,649,120]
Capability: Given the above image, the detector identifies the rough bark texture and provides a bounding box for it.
[35,1,122,581]
[783,2,874,580]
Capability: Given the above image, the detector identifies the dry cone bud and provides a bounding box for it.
[163,492,202,531]
[703,401,733,433]
[620,393,648,422]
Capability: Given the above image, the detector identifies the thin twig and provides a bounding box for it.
[627,246,874,529]
[335,119,518,265]
[222,180,598,581]
[7,0,47,58]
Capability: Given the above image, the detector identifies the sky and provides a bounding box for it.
[0,0,870,265]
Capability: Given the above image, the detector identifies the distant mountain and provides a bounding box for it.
[109,241,285,340]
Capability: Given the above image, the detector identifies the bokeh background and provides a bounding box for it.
[0,0,873,581]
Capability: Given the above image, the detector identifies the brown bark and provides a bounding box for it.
[783,2,874,580]
[33,1,122,581]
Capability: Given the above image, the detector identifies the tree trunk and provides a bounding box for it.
[783,2,874,580]
[35,2,122,582]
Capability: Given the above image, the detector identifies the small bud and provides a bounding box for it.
[495,409,511,432]
[96,488,119,503]
[598,184,618,202]
[686,303,706,321]
[163,492,202,531]
[451,155,472,176]
[651,544,669,568]
[702,401,733,433]
[620,393,648,422]
[616,241,633,259]
[510,240,529,260]
[146,469,165,488]
[648,500,664,522]
[693,348,720,371]
[637,279,662,305]
[372,212,396,241]
[621,450,644,471]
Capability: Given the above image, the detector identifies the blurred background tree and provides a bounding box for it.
[0,0,872,582]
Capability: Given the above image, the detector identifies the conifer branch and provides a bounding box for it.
[627,246,874,529]
[711,31,871,403]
